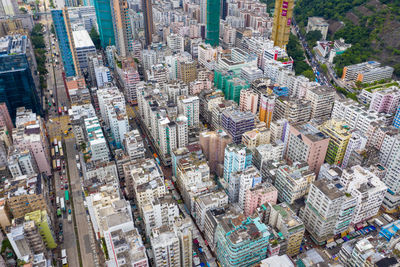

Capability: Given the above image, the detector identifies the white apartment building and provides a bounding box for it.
[274,162,316,204]
[234,166,262,208]
[7,149,38,178]
[194,190,228,231]
[151,227,181,267]
[342,131,367,169]
[198,43,218,70]
[142,195,179,237]
[141,49,157,70]
[305,86,335,121]
[300,179,357,245]
[252,141,285,179]
[167,34,184,53]
[340,165,387,224]
[84,117,109,162]
[240,65,263,83]
[72,30,96,70]
[123,130,145,160]
[94,66,111,88]
[331,99,391,135]
[177,96,199,128]
[97,87,129,148]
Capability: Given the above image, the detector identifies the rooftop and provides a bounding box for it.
[72,30,95,48]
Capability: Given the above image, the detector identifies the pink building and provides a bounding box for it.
[244,182,278,216]
[286,123,330,175]
[0,103,13,134]
[369,87,400,115]
[117,59,140,103]
[12,108,51,175]
[239,89,259,114]
[190,80,212,95]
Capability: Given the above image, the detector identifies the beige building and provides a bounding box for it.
[241,127,270,149]
[306,17,329,40]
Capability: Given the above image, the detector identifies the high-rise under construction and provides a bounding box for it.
[271,0,294,48]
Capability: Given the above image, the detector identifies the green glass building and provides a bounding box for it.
[93,0,115,48]
[206,0,220,47]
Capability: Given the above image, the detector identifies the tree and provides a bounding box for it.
[89,27,101,49]
[320,64,328,74]
[80,142,87,151]
[51,24,55,34]
[302,69,315,80]
[305,30,322,47]
[19,7,27,13]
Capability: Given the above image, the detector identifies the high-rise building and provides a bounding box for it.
[0,103,12,134]
[221,108,255,144]
[150,225,181,267]
[300,179,357,245]
[142,0,154,46]
[285,123,329,174]
[342,61,394,83]
[0,35,41,120]
[271,0,294,48]
[244,182,278,216]
[259,94,275,128]
[320,119,351,165]
[215,215,271,266]
[305,86,336,121]
[93,0,116,48]
[84,117,110,162]
[51,8,80,77]
[341,131,367,169]
[199,130,232,176]
[205,0,220,47]
[194,190,228,231]
[223,143,252,184]
[110,0,132,57]
[239,89,259,114]
[266,202,305,256]
[274,161,316,204]
[72,30,96,71]
[341,165,387,224]
[273,97,311,124]
[228,166,261,204]
[123,130,145,160]
[24,210,57,249]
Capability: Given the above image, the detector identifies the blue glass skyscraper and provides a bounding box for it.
[0,35,41,121]
[51,9,77,77]
[93,0,116,48]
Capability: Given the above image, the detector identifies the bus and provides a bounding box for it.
[56,159,61,170]
[60,197,65,212]
[59,148,64,158]
[56,196,60,207]
[52,159,57,170]
[51,148,55,158]
[58,141,62,148]
[58,107,62,115]
[65,190,69,204]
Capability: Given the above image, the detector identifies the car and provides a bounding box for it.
[68,209,71,214]
[59,223,63,230]
[61,185,64,190]
[65,184,68,190]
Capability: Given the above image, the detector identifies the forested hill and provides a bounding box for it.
[293,0,400,77]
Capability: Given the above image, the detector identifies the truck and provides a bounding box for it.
[65,190,69,204]
[55,145,59,154]
[67,214,72,223]
[64,106,67,113]
[375,218,384,227]
[77,163,81,170]
[383,214,394,223]
[61,249,66,259]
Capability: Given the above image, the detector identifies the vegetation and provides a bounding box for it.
[286,33,313,78]
[305,30,322,48]
[89,27,101,49]
[31,23,48,90]
[19,7,27,13]
[259,0,275,15]
[1,239,12,254]
[51,24,55,35]
[320,63,328,74]
[294,0,400,77]
[101,237,109,260]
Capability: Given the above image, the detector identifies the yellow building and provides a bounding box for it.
[25,210,57,249]
[320,119,351,165]
[241,127,270,149]
[271,0,295,48]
